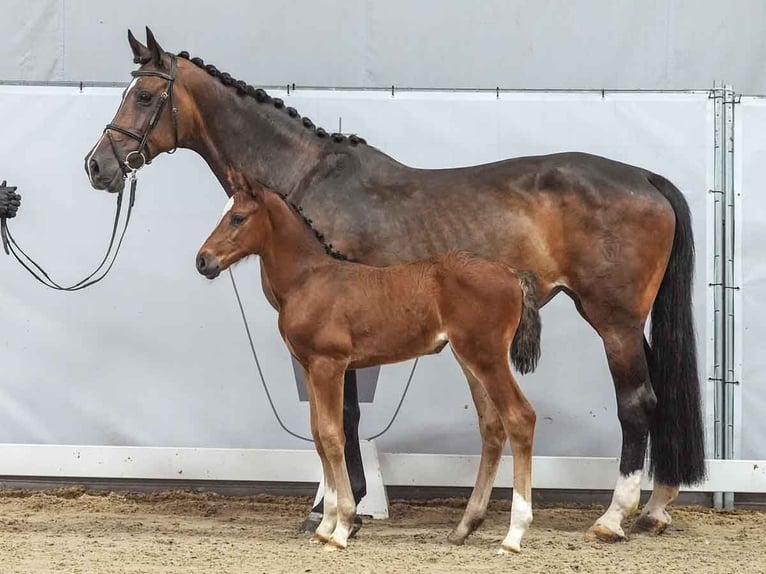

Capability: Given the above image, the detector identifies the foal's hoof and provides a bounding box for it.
[324,538,347,551]
[584,523,626,543]
[632,514,669,536]
[497,542,521,555]
[309,533,330,545]
[299,511,323,534]
[446,530,467,546]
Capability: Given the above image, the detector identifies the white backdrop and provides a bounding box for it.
[0,86,712,460]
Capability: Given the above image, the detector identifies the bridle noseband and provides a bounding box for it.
[105,53,179,174]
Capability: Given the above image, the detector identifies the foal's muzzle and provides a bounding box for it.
[196,251,222,279]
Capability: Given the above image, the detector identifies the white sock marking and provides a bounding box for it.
[596,470,642,536]
[501,491,532,552]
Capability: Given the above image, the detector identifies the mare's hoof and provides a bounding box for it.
[298,511,322,534]
[349,515,363,539]
[632,514,669,536]
[584,523,626,543]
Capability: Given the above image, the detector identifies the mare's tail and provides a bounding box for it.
[646,173,706,485]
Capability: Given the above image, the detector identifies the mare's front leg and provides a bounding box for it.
[308,356,356,550]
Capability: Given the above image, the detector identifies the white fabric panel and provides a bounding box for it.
[736,98,766,460]
[0,0,62,81]
[3,0,766,91]
[0,87,710,458]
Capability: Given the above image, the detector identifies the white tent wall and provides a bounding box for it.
[737,98,766,461]
[0,87,712,465]
[3,0,766,92]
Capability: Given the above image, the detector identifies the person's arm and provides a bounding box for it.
[0,181,21,218]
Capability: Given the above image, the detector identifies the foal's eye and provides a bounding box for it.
[137,91,153,105]
[230,214,246,227]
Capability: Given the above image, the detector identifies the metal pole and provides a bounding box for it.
[710,81,725,510]
[722,85,738,509]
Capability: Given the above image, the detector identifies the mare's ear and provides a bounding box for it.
[145,27,166,69]
[128,29,151,64]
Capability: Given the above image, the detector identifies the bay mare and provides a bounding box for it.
[84,28,704,542]
[197,187,542,552]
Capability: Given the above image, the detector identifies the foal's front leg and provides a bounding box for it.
[308,357,356,550]
[306,377,339,545]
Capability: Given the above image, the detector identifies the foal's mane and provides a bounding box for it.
[176,51,367,147]
[244,187,354,262]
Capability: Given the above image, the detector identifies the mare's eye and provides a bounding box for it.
[230,214,246,227]
[137,91,153,105]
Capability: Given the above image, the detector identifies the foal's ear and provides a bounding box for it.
[145,27,166,68]
[128,29,151,64]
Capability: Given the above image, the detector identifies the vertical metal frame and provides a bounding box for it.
[709,82,740,509]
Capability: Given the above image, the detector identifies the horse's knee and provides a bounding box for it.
[478,414,506,451]
[318,427,346,460]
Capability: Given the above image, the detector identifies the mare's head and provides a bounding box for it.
[84,28,197,193]
[196,190,268,279]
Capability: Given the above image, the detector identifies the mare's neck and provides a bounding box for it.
[182,73,325,196]
[258,191,336,302]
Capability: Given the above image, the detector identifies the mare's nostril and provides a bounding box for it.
[89,158,100,177]
[196,254,207,272]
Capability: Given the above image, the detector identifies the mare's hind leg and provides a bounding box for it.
[583,323,656,542]
[447,362,507,545]
[451,341,536,554]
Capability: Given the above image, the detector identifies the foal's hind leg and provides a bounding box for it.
[451,342,536,554]
[447,362,507,545]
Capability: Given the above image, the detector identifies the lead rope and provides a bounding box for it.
[0,172,137,291]
[227,267,419,443]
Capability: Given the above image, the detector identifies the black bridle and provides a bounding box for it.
[0,55,179,291]
[106,53,179,172]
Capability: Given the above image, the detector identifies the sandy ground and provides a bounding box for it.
[0,488,764,574]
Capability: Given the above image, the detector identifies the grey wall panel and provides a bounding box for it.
[738,100,766,460]
[2,1,766,91]
[0,87,710,458]
[0,0,62,81]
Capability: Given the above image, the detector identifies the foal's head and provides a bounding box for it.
[196,190,267,279]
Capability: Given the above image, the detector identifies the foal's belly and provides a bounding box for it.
[346,296,445,369]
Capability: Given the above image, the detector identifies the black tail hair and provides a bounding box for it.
[511,271,542,374]
[646,173,706,485]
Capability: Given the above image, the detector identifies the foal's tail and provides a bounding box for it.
[646,173,706,485]
[511,271,542,375]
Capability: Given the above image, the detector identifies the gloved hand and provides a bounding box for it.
[0,181,21,219]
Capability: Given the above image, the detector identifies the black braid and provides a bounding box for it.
[272,191,353,262]
[176,50,367,146]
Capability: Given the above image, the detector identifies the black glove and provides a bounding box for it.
[0,180,21,219]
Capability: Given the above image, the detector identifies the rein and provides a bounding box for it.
[0,55,179,290]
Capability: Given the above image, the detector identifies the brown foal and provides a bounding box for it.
[196,187,542,553]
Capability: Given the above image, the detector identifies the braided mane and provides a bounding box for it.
[263,190,354,262]
[177,51,367,147]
